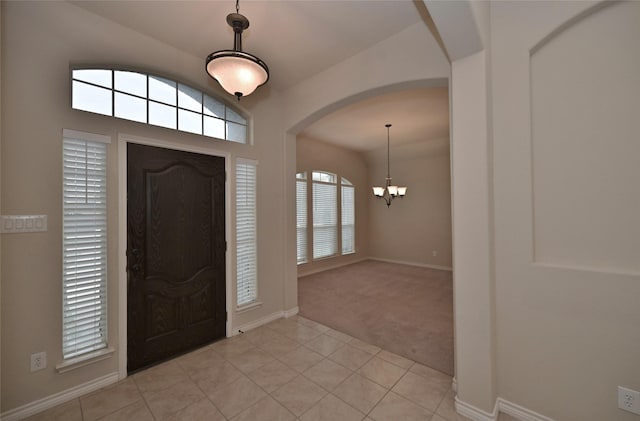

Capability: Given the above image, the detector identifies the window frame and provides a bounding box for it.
[296,170,355,263]
[70,67,250,144]
[296,172,308,264]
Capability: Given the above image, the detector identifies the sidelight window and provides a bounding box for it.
[62,129,109,359]
[236,159,258,307]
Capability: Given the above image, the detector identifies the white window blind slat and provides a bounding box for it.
[62,136,108,360]
[236,161,258,307]
[342,184,355,254]
[312,175,337,259]
[296,175,308,264]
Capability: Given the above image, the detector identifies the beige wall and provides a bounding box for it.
[491,2,640,420]
[1,1,286,412]
[366,139,452,269]
[296,137,369,276]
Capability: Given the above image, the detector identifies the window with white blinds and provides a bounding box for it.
[342,178,355,254]
[236,160,258,307]
[296,173,308,264]
[312,172,337,259]
[62,129,110,359]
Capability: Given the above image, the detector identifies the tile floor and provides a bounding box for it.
[24,316,512,421]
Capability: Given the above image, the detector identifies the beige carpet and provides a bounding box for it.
[298,260,454,375]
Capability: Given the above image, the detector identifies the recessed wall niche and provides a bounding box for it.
[530,1,640,274]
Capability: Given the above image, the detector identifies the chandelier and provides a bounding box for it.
[372,124,407,207]
[205,0,269,100]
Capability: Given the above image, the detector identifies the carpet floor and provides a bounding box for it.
[298,260,454,375]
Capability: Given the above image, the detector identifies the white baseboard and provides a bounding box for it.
[297,257,368,277]
[284,306,299,318]
[1,372,119,421]
[455,396,498,421]
[454,396,555,421]
[497,398,555,421]
[368,257,453,271]
[233,307,299,336]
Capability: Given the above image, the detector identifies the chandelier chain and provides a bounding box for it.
[236,0,240,13]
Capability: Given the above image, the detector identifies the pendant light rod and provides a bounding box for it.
[386,123,391,182]
[205,0,269,100]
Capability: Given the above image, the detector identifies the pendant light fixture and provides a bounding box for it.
[372,124,407,207]
[205,0,269,100]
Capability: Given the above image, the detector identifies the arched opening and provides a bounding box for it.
[284,78,454,376]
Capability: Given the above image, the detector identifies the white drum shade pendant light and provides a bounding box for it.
[206,0,269,100]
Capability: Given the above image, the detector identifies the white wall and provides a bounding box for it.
[366,139,452,269]
[491,2,640,419]
[296,137,369,276]
[1,1,285,412]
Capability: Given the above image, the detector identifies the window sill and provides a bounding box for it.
[56,347,115,374]
[236,301,262,314]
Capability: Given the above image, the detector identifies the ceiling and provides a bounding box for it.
[71,0,450,152]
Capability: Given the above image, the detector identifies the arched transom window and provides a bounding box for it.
[71,68,248,143]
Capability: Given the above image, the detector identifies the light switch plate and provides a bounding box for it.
[1,215,47,233]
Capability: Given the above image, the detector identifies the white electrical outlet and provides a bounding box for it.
[432,250,438,257]
[618,386,640,415]
[30,351,47,372]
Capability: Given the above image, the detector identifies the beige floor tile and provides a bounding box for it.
[163,398,226,421]
[305,334,345,356]
[277,346,324,372]
[368,391,432,421]
[143,378,205,420]
[392,371,449,412]
[271,375,327,416]
[248,359,298,393]
[433,414,473,421]
[80,379,142,421]
[376,350,414,369]
[435,388,457,421]
[328,344,374,370]
[303,358,353,391]
[349,338,381,355]
[498,413,520,421]
[410,363,452,385]
[231,396,297,421]
[300,393,365,421]
[259,334,302,355]
[191,360,243,392]
[133,360,189,394]
[325,328,354,343]
[209,335,255,358]
[358,356,408,388]
[176,347,225,379]
[227,347,275,373]
[332,373,387,414]
[241,325,281,344]
[23,398,82,421]
[97,400,154,421]
[208,375,267,419]
[296,317,331,333]
[281,323,324,343]
[266,318,300,334]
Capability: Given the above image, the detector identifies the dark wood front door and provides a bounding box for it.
[127,143,226,373]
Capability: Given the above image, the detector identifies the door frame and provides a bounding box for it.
[117,133,231,379]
